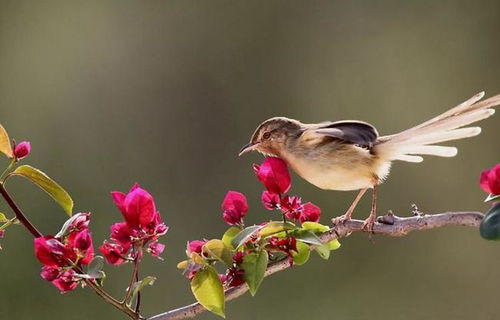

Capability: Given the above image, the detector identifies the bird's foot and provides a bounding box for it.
[331,213,352,226]
[361,215,377,233]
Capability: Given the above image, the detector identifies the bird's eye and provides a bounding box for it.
[262,132,271,140]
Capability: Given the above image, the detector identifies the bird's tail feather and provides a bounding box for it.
[375,92,500,163]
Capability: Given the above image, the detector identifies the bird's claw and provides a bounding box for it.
[361,215,376,233]
[332,214,351,226]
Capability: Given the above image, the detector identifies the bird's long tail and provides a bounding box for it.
[375,92,500,163]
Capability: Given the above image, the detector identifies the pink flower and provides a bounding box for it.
[149,241,165,258]
[299,202,321,223]
[34,236,68,267]
[225,267,245,287]
[253,157,291,194]
[67,212,90,232]
[480,164,500,195]
[261,191,281,210]
[281,195,303,220]
[111,184,158,230]
[187,240,207,255]
[35,215,97,292]
[69,229,94,265]
[269,236,297,265]
[41,266,61,282]
[222,191,248,225]
[99,241,126,265]
[104,183,168,263]
[232,251,244,265]
[13,141,30,160]
[51,270,78,293]
[110,222,132,250]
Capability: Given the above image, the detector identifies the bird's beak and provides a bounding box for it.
[238,142,259,156]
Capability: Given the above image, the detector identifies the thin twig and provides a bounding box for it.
[147,210,483,320]
[0,182,42,237]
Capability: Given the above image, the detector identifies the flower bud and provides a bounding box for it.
[13,141,30,160]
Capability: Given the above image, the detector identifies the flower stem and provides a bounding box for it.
[123,249,141,306]
[0,159,15,181]
[0,182,42,238]
[0,182,141,319]
[0,217,18,231]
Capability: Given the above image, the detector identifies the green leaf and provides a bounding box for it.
[0,124,13,158]
[222,227,240,249]
[241,250,268,296]
[259,221,296,238]
[301,221,329,233]
[11,165,73,216]
[294,230,323,245]
[203,239,233,266]
[191,266,225,318]
[0,212,8,223]
[129,276,156,307]
[485,194,500,203]
[231,225,262,249]
[480,202,500,240]
[292,241,311,265]
[315,244,330,260]
[327,239,341,251]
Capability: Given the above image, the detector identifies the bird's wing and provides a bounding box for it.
[313,120,379,148]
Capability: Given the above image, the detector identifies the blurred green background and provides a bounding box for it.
[1,1,499,319]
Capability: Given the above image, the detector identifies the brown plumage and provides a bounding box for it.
[239,92,500,231]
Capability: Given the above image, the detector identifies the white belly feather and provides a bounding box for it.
[282,149,391,191]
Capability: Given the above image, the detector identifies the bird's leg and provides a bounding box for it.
[332,188,368,225]
[362,184,378,232]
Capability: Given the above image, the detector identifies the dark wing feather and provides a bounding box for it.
[314,120,379,148]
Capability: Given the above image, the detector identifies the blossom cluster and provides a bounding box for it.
[182,157,333,293]
[100,184,168,265]
[255,157,321,224]
[34,213,94,292]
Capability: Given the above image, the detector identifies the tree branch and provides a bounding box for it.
[148,210,483,320]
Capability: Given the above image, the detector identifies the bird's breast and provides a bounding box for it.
[282,145,390,191]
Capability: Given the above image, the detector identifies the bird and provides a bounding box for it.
[239,92,500,231]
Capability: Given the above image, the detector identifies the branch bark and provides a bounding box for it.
[148,210,483,320]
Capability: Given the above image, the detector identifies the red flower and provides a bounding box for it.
[281,195,303,220]
[35,214,97,292]
[110,222,132,250]
[67,212,90,232]
[232,251,244,265]
[253,157,291,194]
[222,191,248,225]
[269,236,298,265]
[111,184,158,230]
[100,241,126,265]
[52,270,78,293]
[13,141,30,160]
[34,236,69,267]
[70,229,94,265]
[261,191,281,210]
[299,202,321,223]
[41,266,60,282]
[187,240,207,255]
[104,183,168,264]
[149,241,165,258]
[225,267,245,287]
[480,164,500,195]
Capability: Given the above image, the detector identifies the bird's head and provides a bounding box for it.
[239,117,303,157]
